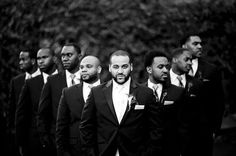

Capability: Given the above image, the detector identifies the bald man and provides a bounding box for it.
[56,55,102,156]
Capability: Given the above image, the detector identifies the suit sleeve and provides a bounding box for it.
[79,89,97,156]
[211,67,225,132]
[37,78,52,135]
[15,81,30,146]
[145,89,163,155]
[7,79,16,131]
[56,88,70,155]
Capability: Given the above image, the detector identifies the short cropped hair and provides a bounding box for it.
[144,51,169,68]
[171,48,190,59]
[20,50,37,59]
[179,33,201,46]
[64,43,81,54]
[109,50,133,64]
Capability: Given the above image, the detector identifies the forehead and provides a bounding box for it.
[181,50,192,58]
[80,57,97,65]
[19,52,30,57]
[189,36,201,43]
[152,57,168,65]
[37,49,51,56]
[110,55,130,65]
[61,46,76,53]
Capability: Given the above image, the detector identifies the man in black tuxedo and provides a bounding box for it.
[80,50,163,156]
[8,50,39,156]
[56,55,102,156]
[15,48,58,156]
[37,43,82,156]
[180,34,224,156]
[144,51,185,156]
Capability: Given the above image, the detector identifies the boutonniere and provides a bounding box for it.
[187,82,193,93]
[127,94,139,111]
[160,91,167,103]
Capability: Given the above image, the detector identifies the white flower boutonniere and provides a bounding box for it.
[127,94,139,111]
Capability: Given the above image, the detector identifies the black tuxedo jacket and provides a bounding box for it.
[38,72,67,136]
[15,74,44,146]
[8,73,25,130]
[56,83,85,156]
[143,81,185,156]
[80,80,163,156]
[192,58,224,132]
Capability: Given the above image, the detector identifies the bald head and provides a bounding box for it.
[80,55,102,83]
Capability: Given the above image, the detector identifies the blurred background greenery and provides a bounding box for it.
[0,0,236,116]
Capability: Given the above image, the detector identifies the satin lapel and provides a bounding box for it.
[77,83,85,104]
[195,59,204,79]
[120,80,138,124]
[61,72,68,88]
[103,81,118,123]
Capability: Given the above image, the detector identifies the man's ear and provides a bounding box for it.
[146,66,152,74]
[97,66,102,74]
[182,44,187,48]
[172,58,177,63]
[108,64,111,72]
[130,63,133,72]
[31,59,36,65]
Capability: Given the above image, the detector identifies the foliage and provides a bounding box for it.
[1,0,236,111]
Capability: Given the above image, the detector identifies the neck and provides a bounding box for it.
[149,77,162,84]
[44,64,57,75]
[171,66,184,76]
[69,66,80,74]
[27,66,37,74]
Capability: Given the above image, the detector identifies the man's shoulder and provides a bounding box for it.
[64,83,82,93]
[47,71,65,82]
[12,73,25,82]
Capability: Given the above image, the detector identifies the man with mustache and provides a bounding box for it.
[37,43,82,156]
[144,51,185,156]
[179,34,224,156]
[56,55,102,156]
[16,48,58,156]
[80,50,163,156]
[8,50,40,156]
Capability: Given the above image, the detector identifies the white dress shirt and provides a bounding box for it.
[112,78,131,156]
[65,70,80,87]
[42,69,58,84]
[112,78,131,124]
[170,69,187,88]
[83,80,100,102]
[147,79,163,100]
[25,68,41,80]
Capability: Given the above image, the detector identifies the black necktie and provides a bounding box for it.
[70,74,75,86]
[153,85,160,102]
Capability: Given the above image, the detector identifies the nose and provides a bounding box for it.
[117,67,123,73]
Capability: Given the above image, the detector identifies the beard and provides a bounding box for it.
[112,73,130,85]
[81,74,98,84]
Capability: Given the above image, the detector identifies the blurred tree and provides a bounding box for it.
[1,0,236,116]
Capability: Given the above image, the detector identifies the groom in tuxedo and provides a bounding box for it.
[80,50,163,156]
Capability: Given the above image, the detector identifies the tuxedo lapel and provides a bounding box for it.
[120,80,138,125]
[103,81,118,123]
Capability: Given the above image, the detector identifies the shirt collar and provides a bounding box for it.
[42,69,58,83]
[25,68,41,80]
[83,79,101,88]
[170,68,186,81]
[112,77,131,91]
[147,79,162,89]
[65,70,80,80]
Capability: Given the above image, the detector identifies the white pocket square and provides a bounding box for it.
[164,101,174,105]
[202,79,210,82]
[190,94,197,97]
[134,105,145,110]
